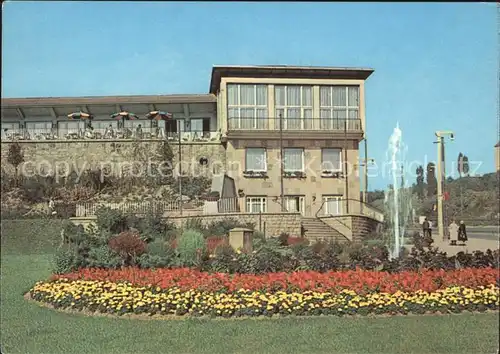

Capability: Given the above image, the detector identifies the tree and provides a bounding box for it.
[7,142,24,186]
[426,162,437,197]
[156,141,174,185]
[462,155,470,177]
[415,165,425,200]
[457,152,464,178]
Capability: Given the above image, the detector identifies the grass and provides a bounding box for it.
[1,219,499,354]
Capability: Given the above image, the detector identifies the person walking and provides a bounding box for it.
[448,220,459,246]
[458,220,468,245]
[422,217,431,240]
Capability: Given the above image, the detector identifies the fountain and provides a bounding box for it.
[384,123,414,259]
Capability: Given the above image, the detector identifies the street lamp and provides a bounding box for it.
[434,130,454,241]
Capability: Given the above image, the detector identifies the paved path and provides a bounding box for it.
[405,236,498,256]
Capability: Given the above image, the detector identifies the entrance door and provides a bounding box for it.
[284,196,305,215]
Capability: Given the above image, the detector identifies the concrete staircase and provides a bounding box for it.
[301,217,349,243]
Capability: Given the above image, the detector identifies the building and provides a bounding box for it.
[1,65,381,240]
[495,141,500,172]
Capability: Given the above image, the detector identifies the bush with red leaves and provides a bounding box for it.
[206,236,227,254]
[108,231,147,266]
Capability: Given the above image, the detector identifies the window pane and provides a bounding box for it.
[275,86,285,107]
[302,86,312,106]
[240,108,254,129]
[284,148,304,171]
[332,86,347,106]
[320,109,331,119]
[320,87,331,107]
[322,148,342,171]
[348,86,359,107]
[240,85,255,105]
[256,109,268,129]
[333,109,347,120]
[275,108,285,120]
[228,108,238,120]
[286,108,301,129]
[246,148,266,171]
[256,85,267,106]
[227,84,238,105]
[286,108,300,119]
[190,119,203,132]
[348,109,359,119]
[286,86,301,106]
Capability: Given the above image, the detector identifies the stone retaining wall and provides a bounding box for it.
[0,140,226,177]
[70,212,302,237]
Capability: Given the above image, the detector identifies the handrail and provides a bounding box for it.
[315,197,384,220]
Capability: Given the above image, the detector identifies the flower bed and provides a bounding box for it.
[28,268,499,318]
[49,267,499,294]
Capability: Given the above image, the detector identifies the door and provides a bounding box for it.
[284,196,305,215]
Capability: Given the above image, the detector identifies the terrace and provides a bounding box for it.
[1,94,219,143]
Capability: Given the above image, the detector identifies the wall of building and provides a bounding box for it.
[225,138,361,215]
[0,140,227,178]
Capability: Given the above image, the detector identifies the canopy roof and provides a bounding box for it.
[1,94,216,121]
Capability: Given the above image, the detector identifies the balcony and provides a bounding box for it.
[1,127,221,143]
[227,117,363,140]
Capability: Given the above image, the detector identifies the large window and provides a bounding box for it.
[275,85,313,130]
[93,120,117,131]
[165,119,185,133]
[57,121,82,138]
[322,195,343,216]
[245,196,267,213]
[190,118,210,138]
[1,122,20,139]
[321,148,342,172]
[227,84,268,129]
[320,86,360,129]
[283,148,304,172]
[245,148,267,172]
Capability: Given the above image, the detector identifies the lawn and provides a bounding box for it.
[1,219,499,354]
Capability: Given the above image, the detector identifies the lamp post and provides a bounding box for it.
[343,119,349,213]
[434,130,454,241]
[279,113,285,212]
[178,119,183,216]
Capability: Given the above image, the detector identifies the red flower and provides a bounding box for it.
[52,267,499,295]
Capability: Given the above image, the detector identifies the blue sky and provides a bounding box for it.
[2,2,498,190]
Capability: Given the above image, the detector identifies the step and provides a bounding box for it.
[301,217,349,243]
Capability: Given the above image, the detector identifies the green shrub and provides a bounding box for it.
[95,207,127,234]
[205,218,255,237]
[183,218,205,234]
[87,245,122,269]
[253,231,266,242]
[147,238,175,259]
[136,253,172,269]
[207,244,237,273]
[176,229,206,267]
[52,247,78,274]
[234,238,293,274]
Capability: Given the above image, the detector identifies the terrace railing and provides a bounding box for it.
[228,117,362,132]
[1,127,221,142]
[315,198,385,222]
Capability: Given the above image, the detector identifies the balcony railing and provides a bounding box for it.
[228,117,362,131]
[1,127,221,142]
